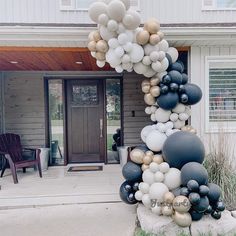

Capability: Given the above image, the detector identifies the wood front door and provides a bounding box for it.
[67,80,105,163]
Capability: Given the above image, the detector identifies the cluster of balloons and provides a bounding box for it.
[88,0,225,229]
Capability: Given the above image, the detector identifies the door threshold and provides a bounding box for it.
[66,163,104,167]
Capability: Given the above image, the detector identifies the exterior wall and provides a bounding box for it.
[123,73,150,147]
[0,0,235,25]
[190,45,236,155]
[4,72,45,148]
[0,72,4,133]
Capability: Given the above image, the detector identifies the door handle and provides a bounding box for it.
[100,119,103,138]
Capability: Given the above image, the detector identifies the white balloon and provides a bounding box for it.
[141,125,153,143]
[155,108,171,123]
[133,62,148,75]
[126,30,134,42]
[106,48,121,67]
[142,56,152,66]
[145,107,152,115]
[115,65,123,73]
[149,183,169,202]
[174,119,185,129]
[88,2,107,23]
[100,25,117,41]
[91,51,96,58]
[185,106,192,116]
[149,162,159,173]
[115,46,125,57]
[107,19,119,31]
[142,169,155,185]
[122,10,141,30]
[139,182,150,194]
[150,106,157,113]
[108,38,119,49]
[151,205,162,215]
[122,62,133,71]
[146,130,167,152]
[172,103,186,114]
[170,113,179,122]
[152,61,162,72]
[144,68,156,78]
[165,121,174,130]
[150,51,159,62]
[135,190,143,201]
[154,171,165,182]
[158,51,166,61]
[164,168,181,190]
[158,39,169,52]
[157,123,167,133]
[129,44,144,63]
[96,60,106,68]
[98,13,109,26]
[107,0,126,22]
[157,71,167,80]
[151,114,157,122]
[117,23,126,33]
[144,44,158,56]
[166,129,175,137]
[123,42,133,52]
[167,47,179,63]
[160,58,169,72]
[121,0,131,10]
[142,194,152,208]
[179,113,189,121]
[159,162,170,174]
[118,33,129,45]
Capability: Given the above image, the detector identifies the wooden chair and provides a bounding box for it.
[0,133,42,184]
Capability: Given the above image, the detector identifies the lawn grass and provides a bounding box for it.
[134,228,191,236]
[107,134,113,151]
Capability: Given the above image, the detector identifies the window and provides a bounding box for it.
[205,57,236,132]
[60,0,140,11]
[202,0,236,10]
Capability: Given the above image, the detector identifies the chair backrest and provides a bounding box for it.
[0,133,23,162]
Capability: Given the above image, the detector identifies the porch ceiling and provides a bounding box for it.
[0,47,112,71]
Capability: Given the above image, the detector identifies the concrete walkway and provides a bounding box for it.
[0,203,137,236]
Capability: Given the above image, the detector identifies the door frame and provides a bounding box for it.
[44,73,123,166]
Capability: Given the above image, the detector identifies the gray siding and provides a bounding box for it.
[123,73,151,147]
[4,72,45,148]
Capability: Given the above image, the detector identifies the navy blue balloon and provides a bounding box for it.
[169,70,183,85]
[215,200,225,212]
[166,53,173,65]
[122,162,142,182]
[157,92,179,110]
[207,183,221,203]
[190,210,203,221]
[199,185,210,196]
[187,180,199,192]
[184,83,202,105]
[178,85,186,94]
[170,83,179,92]
[180,94,189,104]
[119,181,138,205]
[162,75,172,85]
[211,211,221,220]
[160,85,169,94]
[193,196,209,213]
[182,73,188,84]
[169,61,184,73]
[189,193,201,205]
[180,187,190,197]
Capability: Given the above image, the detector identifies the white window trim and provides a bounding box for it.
[60,0,140,11]
[205,56,236,133]
[202,0,236,11]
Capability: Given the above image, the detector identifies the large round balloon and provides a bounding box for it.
[181,162,208,186]
[183,83,202,105]
[162,131,205,169]
[145,130,167,152]
[122,161,142,182]
[120,181,138,205]
[207,183,221,203]
[157,92,179,110]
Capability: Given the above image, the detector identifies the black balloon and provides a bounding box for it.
[180,94,189,104]
[199,185,210,196]
[119,181,138,205]
[205,205,213,214]
[182,73,188,84]
[189,192,201,205]
[162,75,172,84]
[157,92,179,110]
[183,83,202,105]
[193,196,209,213]
[187,180,199,192]
[190,210,203,221]
[211,211,221,220]
[207,183,221,203]
[181,162,208,186]
[122,162,142,182]
[160,85,169,94]
[169,70,183,85]
[180,187,190,197]
[169,83,179,92]
[215,200,225,212]
[163,131,205,169]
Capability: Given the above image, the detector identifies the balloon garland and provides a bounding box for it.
[88,0,225,228]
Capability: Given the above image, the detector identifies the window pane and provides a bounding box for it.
[61,0,72,6]
[217,0,236,8]
[209,61,236,122]
[75,0,94,9]
[48,80,64,165]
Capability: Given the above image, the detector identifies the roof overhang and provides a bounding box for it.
[0,25,236,47]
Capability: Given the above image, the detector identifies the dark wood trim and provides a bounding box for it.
[120,76,124,148]
[44,77,50,149]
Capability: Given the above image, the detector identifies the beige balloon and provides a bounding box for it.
[130,149,145,164]
[88,41,97,52]
[146,151,154,156]
[144,18,160,34]
[173,212,192,228]
[153,154,163,164]
[162,205,173,216]
[158,31,165,40]
[144,93,155,106]
[149,34,161,45]
[150,86,161,97]
[88,31,96,42]
[96,40,109,53]
[190,128,197,134]
[173,196,191,213]
[136,30,150,45]
[93,31,102,42]
[143,155,153,165]
[164,192,175,204]
[150,77,161,86]
[142,85,151,94]
[95,52,106,61]
[142,80,151,87]
[142,164,150,171]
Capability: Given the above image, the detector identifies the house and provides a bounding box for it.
[0,0,236,167]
